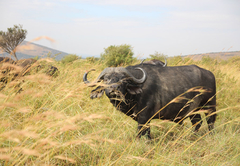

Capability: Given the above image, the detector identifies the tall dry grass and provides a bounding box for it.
[0,56,239,165]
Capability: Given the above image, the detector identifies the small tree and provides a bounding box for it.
[149,51,168,61]
[0,24,27,61]
[101,44,134,67]
[61,54,79,64]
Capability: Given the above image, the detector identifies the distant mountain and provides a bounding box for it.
[1,41,239,61]
[183,51,240,61]
[0,41,69,60]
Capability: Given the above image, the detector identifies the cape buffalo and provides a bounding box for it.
[16,58,37,68]
[140,58,167,66]
[45,65,59,77]
[0,57,15,64]
[15,58,58,76]
[0,58,58,84]
[83,64,217,139]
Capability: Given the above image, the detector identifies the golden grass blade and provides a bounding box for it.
[54,155,76,164]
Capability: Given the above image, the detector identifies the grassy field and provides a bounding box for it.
[0,56,240,165]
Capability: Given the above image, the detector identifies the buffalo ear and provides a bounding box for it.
[127,85,143,95]
[90,86,104,99]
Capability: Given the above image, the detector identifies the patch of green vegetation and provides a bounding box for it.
[61,54,80,64]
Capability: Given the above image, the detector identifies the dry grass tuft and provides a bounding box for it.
[15,147,41,156]
[0,154,11,160]
[0,63,22,72]
[1,102,17,108]
[54,155,76,164]
[0,93,7,99]
[24,74,52,84]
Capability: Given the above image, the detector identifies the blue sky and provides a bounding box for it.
[1,0,240,58]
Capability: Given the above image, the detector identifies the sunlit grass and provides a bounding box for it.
[0,56,240,165]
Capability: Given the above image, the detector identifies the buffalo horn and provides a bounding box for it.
[116,67,147,84]
[83,69,95,85]
[140,59,145,64]
[163,57,167,67]
[83,67,147,86]
[83,68,115,86]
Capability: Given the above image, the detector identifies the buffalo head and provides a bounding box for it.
[83,67,146,101]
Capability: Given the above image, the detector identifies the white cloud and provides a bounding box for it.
[73,0,209,7]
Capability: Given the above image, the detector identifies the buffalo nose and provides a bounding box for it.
[108,88,115,93]
[109,84,119,90]
[106,84,119,96]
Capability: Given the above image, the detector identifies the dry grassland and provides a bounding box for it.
[0,56,239,165]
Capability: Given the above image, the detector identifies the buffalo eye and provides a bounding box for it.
[104,77,111,83]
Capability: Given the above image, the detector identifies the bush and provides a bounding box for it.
[61,54,79,64]
[149,51,168,61]
[100,44,134,67]
[86,56,99,64]
[201,55,217,66]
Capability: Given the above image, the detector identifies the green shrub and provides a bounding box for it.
[61,54,79,64]
[86,56,99,64]
[149,51,168,61]
[100,44,134,67]
[201,55,217,66]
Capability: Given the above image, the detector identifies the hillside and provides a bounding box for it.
[183,51,240,60]
[0,41,69,60]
